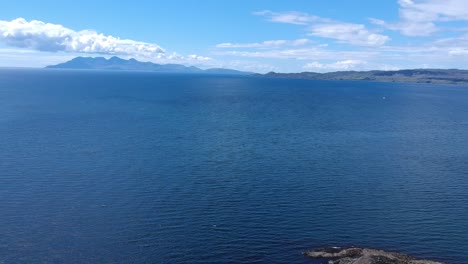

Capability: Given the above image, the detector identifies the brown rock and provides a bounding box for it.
[303,247,444,264]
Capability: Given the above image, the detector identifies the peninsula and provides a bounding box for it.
[258,69,468,85]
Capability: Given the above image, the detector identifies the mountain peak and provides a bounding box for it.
[108,56,123,61]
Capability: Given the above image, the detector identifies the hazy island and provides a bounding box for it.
[304,247,444,264]
[256,69,468,85]
[46,56,252,75]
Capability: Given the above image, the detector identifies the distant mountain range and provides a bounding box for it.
[46,56,252,75]
[256,69,468,85]
[46,57,468,85]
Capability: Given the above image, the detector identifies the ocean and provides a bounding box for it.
[0,69,467,263]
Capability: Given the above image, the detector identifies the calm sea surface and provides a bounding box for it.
[0,69,467,264]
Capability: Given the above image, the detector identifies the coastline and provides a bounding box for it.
[255,69,468,86]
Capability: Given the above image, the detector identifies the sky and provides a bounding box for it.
[0,0,467,73]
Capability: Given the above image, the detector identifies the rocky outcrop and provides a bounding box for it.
[304,247,444,264]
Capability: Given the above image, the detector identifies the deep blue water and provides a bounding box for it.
[0,69,467,264]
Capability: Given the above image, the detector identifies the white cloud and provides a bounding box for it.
[302,60,402,72]
[377,34,468,57]
[303,60,366,71]
[214,48,377,61]
[186,54,212,61]
[442,35,468,56]
[309,22,389,46]
[217,60,278,73]
[402,0,468,21]
[0,18,165,57]
[255,10,389,46]
[449,49,468,55]
[216,39,309,49]
[253,10,322,25]
[369,17,437,37]
[371,0,468,36]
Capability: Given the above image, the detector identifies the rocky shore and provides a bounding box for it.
[304,247,444,264]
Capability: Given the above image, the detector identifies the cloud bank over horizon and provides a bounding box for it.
[0,18,212,66]
[214,0,468,72]
[0,18,166,57]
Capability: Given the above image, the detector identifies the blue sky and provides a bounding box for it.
[0,0,467,72]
